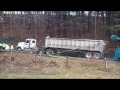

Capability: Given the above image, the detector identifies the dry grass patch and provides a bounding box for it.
[0,52,120,79]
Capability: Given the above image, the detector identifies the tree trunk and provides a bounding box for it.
[10,13,13,38]
[88,11,92,33]
[57,11,60,37]
[34,13,37,39]
[80,11,84,37]
[101,11,105,26]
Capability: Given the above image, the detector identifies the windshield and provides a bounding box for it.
[25,40,30,43]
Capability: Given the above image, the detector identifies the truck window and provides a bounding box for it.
[32,41,35,43]
[26,40,30,43]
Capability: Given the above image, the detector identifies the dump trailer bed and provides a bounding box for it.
[43,36,108,59]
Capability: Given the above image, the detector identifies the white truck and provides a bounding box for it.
[16,38,38,51]
[16,37,108,59]
[39,36,108,59]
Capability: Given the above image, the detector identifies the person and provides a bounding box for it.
[2,43,6,50]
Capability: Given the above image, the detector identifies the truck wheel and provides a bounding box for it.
[39,50,44,56]
[85,52,92,59]
[93,52,101,59]
[17,47,22,51]
[46,49,54,55]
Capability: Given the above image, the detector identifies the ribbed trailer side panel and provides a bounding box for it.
[45,37,106,53]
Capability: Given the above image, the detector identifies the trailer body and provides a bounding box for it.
[43,36,107,59]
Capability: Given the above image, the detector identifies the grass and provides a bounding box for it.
[0,67,120,79]
[0,54,120,79]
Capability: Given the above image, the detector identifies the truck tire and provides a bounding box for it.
[39,49,45,56]
[85,52,92,59]
[93,52,101,59]
[17,47,22,51]
[46,49,54,55]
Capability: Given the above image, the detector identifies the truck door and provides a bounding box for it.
[30,40,36,48]
[24,40,30,49]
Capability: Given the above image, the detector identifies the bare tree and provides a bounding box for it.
[88,11,92,33]
[34,12,37,39]
[10,12,13,38]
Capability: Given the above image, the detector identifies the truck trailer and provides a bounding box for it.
[39,36,108,59]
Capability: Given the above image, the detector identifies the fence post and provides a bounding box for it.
[66,56,68,65]
[105,58,107,69]
[35,51,36,61]
[10,49,12,61]
[65,56,70,69]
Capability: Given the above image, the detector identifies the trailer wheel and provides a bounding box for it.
[93,52,101,59]
[85,52,92,59]
[46,49,54,55]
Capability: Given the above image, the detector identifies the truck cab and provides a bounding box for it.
[16,38,37,51]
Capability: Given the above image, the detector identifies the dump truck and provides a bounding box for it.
[38,36,108,59]
[16,36,108,59]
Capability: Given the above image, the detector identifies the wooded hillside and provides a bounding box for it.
[1,11,120,53]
